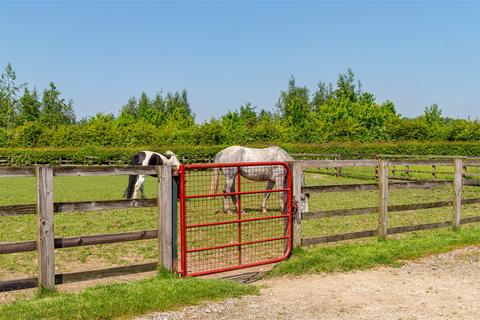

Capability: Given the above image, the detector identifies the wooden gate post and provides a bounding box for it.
[292,161,303,248]
[36,166,55,290]
[378,160,389,239]
[157,165,173,271]
[453,159,463,229]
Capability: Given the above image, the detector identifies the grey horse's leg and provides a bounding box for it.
[261,180,275,214]
[223,173,236,213]
[229,179,238,213]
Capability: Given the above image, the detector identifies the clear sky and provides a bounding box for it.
[1,0,479,122]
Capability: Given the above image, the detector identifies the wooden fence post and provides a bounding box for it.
[432,165,437,179]
[157,165,173,271]
[292,161,303,248]
[36,166,55,290]
[453,159,463,229]
[378,160,389,239]
[335,155,342,177]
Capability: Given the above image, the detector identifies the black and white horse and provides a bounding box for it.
[210,146,309,214]
[124,150,180,199]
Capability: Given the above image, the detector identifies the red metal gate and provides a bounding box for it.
[179,162,292,277]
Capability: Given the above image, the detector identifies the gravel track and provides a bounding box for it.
[138,246,480,320]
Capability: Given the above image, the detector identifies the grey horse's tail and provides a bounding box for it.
[210,168,219,194]
[124,154,140,199]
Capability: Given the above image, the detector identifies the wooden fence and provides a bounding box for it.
[292,158,480,248]
[0,165,175,292]
[1,158,480,292]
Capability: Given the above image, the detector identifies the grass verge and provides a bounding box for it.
[269,225,480,277]
[0,271,257,320]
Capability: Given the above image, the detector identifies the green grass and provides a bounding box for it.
[269,225,480,277]
[0,271,258,320]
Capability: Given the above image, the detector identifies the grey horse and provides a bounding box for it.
[210,146,309,214]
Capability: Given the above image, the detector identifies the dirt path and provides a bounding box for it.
[139,246,480,320]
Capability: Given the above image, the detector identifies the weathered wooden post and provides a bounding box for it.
[378,160,389,239]
[36,166,55,290]
[335,155,342,177]
[453,159,463,229]
[157,165,174,271]
[292,161,303,248]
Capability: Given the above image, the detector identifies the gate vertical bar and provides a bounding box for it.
[179,165,187,277]
[157,165,173,271]
[378,160,389,239]
[36,166,55,290]
[292,161,302,248]
[171,172,179,273]
[236,166,242,265]
[453,159,463,229]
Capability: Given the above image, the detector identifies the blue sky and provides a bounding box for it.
[1,0,479,122]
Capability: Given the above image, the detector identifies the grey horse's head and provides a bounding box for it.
[164,150,181,170]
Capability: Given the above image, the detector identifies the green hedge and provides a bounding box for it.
[0,142,478,165]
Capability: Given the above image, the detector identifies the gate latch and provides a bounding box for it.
[292,200,299,215]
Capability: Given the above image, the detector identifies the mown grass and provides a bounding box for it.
[0,271,258,320]
[269,224,480,276]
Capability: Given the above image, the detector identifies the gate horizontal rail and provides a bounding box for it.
[186,236,289,253]
[184,188,289,199]
[186,214,288,229]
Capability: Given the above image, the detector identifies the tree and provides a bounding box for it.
[0,63,25,128]
[120,97,138,119]
[18,88,41,124]
[276,77,314,141]
[335,68,359,102]
[423,104,442,124]
[39,82,75,127]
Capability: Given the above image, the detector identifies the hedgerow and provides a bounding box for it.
[0,142,478,165]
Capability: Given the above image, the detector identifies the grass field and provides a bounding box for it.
[0,164,479,281]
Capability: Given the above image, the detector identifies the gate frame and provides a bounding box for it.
[178,161,293,277]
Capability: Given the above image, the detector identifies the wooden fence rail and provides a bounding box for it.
[302,198,480,220]
[0,198,157,216]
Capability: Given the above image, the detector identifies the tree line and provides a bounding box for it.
[0,64,478,147]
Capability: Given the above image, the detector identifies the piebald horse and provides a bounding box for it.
[124,150,180,199]
[210,146,309,214]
